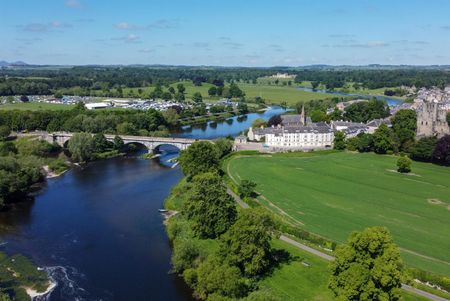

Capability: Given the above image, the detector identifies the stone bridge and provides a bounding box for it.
[43,132,199,153]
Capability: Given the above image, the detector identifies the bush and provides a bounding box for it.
[0,125,11,141]
[397,157,412,173]
[238,180,257,198]
[172,239,202,273]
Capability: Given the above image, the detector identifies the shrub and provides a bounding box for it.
[397,157,412,173]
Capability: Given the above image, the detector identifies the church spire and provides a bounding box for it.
[301,104,305,125]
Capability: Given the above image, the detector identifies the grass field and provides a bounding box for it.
[227,152,450,276]
[124,81,336,105]
[0,102,73,111]
[263,239,427,301]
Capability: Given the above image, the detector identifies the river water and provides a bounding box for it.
[0,107,285,301]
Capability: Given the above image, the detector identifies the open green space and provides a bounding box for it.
[0,102,73,111]
[262,239,427,301]
[227,151,450,276]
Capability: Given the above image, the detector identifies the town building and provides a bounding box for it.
[85,102,111,110]
[415,87,450,138]
[264,125,334,150]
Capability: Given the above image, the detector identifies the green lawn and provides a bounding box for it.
[262,239,428,301]
[0,102,73,111]
[227,152,450,276]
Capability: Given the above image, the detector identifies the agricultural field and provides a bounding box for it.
[0,102,73,111]
[227,151,450,276]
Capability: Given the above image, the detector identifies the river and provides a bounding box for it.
[0,107,285,301]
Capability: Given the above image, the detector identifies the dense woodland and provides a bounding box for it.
[1,66,450,96]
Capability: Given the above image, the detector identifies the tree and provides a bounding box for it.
[373,124,398,154]
[92,133,109,153]
[67,132,94,162]
[116,122,137,135]
[192,92,203,103]
[310,109,328,122]
[0,126,10,141]
[162,108,180,127]
[219,209,275,277]
[411,136,437,162]
[311,81,320,90]
[54,91,63,99]
[237,103,248,115]
[355,133,373,152]
[267,115,282,127]
[183,172,237,238]
[179,141,220,178]
[194,255,247,300]
[20,95,29,102]
[215,138,233,158]
[432,135,450,165]
[168,86,176,94]
[162,91,172,101]
[113,135,124,150]
[238,180,257,198]
[177,83,186,94]
[208,86,218,96]
[391,109,417,151]
[397,156,412,173]
[333,131,346,150]
[251,119,267,128]
[447,112,450,126]
[329,227,403,301]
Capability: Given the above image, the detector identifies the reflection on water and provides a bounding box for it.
[174,106,287,139]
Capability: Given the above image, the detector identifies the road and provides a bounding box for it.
[227,187,449,301]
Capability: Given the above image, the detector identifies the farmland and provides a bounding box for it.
[227,151,450,276]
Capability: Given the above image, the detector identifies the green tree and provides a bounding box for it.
[113,135,124,150]
[67,132,94,162]
[373,124,398,154]
[238,180,257,198]
[219,209,275,277]
[310,109,328,122]
[116,122,137,135]
[92,133,109,153]
[311,81,320,90]
[447,112,450,126]
[411,136,437,162]
[237,103,249,115]
[208,86,218,96]
[333,131,346,150]
[328,227,403,301]
[54,91,63,99]
[179,141,220,178]
[162,108,180,127]
[251,119,267,128]
[0,126,11,141]
[177,83,186,94]
[397,156,412,173]
[192,92,203,103]
[194,255,247,300]
[183,172,237,238]
[172,239,202,273]
[391,109,417,151]
[215,138,233,158]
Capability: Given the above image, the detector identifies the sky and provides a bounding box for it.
[2,0,450,66]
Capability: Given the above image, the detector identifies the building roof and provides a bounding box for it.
[281,114,304,124]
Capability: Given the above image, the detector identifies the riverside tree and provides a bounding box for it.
[219,209,275,277]
[179,141,220,178]
[67,132,94,162]
[183,172,237,238]
[329,227,403,301]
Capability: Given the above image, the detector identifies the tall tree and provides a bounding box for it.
[329,227,403,301]
[67,132,94,162]
[411,136,437,162]
[183,172,237,238]
[373,124,398,154]
[391,109,417,151]
[219,209,275,277]
[333,131,346,150]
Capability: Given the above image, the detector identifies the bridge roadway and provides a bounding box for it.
[42,131,201,152]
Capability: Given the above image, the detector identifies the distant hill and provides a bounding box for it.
[0,61,29,67]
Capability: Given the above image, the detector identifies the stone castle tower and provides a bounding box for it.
[416,101,450,138]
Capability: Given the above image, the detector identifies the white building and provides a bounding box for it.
[85,102,111,110]
[264,125,334,150]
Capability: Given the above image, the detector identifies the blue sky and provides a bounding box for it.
[2,0,450,66]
